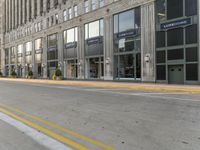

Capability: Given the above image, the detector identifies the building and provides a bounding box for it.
[0,0,199,84]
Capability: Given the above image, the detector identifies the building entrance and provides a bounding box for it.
[86,57,104,79]
[66,60,78,79]
[168,65,184,84]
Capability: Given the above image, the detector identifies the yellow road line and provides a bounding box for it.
[0,107,89,150]
[0,103,116,150]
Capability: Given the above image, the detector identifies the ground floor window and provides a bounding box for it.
[17,65,23,77]
[86,57,104,79]
[114,53,141,80]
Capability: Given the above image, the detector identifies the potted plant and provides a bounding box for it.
[53,68,63,80]
[11,70,17,78]
[27,70,33,79]
[0,71,2,77]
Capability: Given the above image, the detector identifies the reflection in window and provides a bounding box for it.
[35,38,43,50]
[119,10,135,32]
[25,42,32,52]
[64,27,78,43]
[156,0,166,23]
[18,45,23,54]
[114,7,140,33]
[84,0,89,13]
[85,19,104,39]
[48,34,57,47]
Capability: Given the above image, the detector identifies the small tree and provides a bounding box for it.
[55,68,62,77]
[53,68,62,80]
[11,70,17,78]
[27,70,33,79]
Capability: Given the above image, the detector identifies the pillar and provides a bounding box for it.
[141,1,156,82]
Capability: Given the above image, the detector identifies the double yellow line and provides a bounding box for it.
[0,103,115,150]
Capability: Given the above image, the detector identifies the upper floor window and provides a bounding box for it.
[48,34,57,47]
[51,16,54,25]
[35,38,43,50]
[63,10,67,21]
[84,0,89,13]
[47,0,50,12]
[55,14,59,24]
[99,0,104,8]
[54,0,58,8]
[64,27,78,44]
[74,5,78,17]
[68,8,72,19]
[85,19,104,39]
[91,0,96,10]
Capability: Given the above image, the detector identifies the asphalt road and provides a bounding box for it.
[0,80,200,150]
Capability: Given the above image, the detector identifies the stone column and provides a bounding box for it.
[15,47,18,73]
[104,15,113,80]
[8,48,11,76]
[27,0,30,21]
[15,0,18,28]
[8,0,11,30]
[22,0,25,24]
[141,1,156,82]
[12,0,15,29]
[22,44,26,77]
[32,41,35,76]
[1,47,5,75]
[32,0,35,19]
[57,31,64,74]
[37,0,41,16]
[42,36,47,78]
[5,0,9,32]
[19,0,21,25]
[78,24,85,79]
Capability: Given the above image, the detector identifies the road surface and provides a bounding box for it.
[0,80,200,150]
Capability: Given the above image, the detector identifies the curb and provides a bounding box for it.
[0,78,200,94]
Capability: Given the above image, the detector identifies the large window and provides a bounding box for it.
[186,24,197,44]
[156,0,166,23]
[167,0,183,20]
[186,64,198,81]
[25,42,32,64]
[114,8,141,80]
[156,31,165,48]
[11,47,16,64]
[35,38,43,63]
[17,44,23,64]
[167,28,183,46]
[85,19,104,56]
[185,0,197,16]
[5,48,9,65]
[35,38,43,50]
[64,27,78,44]
[85,19,104,39]
[64,27,78,59]
[48,34,57,47]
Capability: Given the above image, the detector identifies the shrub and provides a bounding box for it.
[55,68,62,77]
[28,70,33,76]
[11,70,17,77]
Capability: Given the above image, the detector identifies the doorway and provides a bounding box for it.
[168,65,184,84]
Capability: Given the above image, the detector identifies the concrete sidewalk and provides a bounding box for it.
[0,78,200,94]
